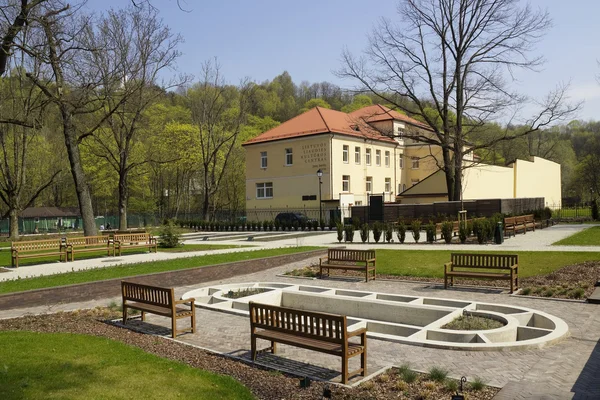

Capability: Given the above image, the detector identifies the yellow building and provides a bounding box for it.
[243,105,561,220]
[242,105,436,220]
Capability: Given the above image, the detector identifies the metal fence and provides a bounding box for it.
[546,204,593,219]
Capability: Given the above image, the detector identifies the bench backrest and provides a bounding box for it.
[451,253,518,268]
[11,239,63,252]
[121,281,174,308]
[249,302,347,345]
[66,236,111,247]
[114,233,151,243]
[328,249,375,262]
[504,216,516,226]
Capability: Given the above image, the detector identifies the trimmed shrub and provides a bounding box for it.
[441,220,453,244]
[384,223,393,243]
[360,223,369,243]
[459,221,468,244]
[292,221,300,231]
[336,222,344,242]
[411,220,421,243]
[329,218,336,231]
[274,219,280,231]
[158,221,181,248]
[320,219,326,231]
[425,221,436,243]
[344,224,355,242]
[396,219,407,243]
[372,222,383,243]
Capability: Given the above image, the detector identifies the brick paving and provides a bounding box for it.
[2,251,600,398]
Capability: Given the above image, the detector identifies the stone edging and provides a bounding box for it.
[0,249,326,311]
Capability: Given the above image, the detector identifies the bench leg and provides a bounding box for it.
[251,336,257,361]
[341,354,348,384]
[171,317,177,338]
[191,310,196,334]
[271,341,277,354]
[141,311,146,322]
[444,273,448,289]
[123,306,128,325]
[361,333,367,377]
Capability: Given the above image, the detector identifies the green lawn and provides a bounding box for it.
[0,331,254,400]
[0,247,318,294]
[552,206,592,218]
[552,226,600,246]
[0,243,249,268]
[376,249,600,278]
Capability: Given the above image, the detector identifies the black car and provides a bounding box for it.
[274,212,315,225]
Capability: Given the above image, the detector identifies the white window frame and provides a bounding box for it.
[411,157,419,169]
[354,147,361,164]
[399,154,404,169]
[411,179,420,186]
[366,176,373,193]
[260,151,268,168]
[342,145,349,163]
[256,182,273,199]
[385,178,391,193]
[285,148,293,166]
[342,175,350,192]
[385,151,390,167]
[375,150,381,166]
[397,126,405,138]
[365,148,372,165]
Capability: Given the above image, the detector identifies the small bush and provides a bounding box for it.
[445,379,458,392]
[372,222,383,243]
[336,223,344,243]
[395,381,408,392]
[521,287,532,296]
[543,289,554,297]
[360,381,374,390]
[299,219,306,231]
[459,221,468,243]
[329,218,336,231]
[470,376,485,391]
[411,220,422,243]
[312,220,319,231]
[401,369,418,383]
[344,225,355,242]
[425,221,436,243]
[441,220,453,244]
[360,223,369,243]
[158,221,181,248]
[377,373,390,383]
[396,219,407,243]
[384,223,393,243]
[352,217,361,230]
[319,219,325,231]
[569,288,585,299]
[273,219,280,231]
[292,221,300,231]
[428,366,448,382]
[397,364,411,375]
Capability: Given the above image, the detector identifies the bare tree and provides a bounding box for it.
[339,0,578,201]
[187,60,251,220]
[82,5,184,229]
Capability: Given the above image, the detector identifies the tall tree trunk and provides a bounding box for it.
[452,146,464,202]
[62,110,97,236]
[8,207,19,241]
[118,172,128,230]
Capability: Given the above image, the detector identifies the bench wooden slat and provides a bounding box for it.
[11,239,67,268]
[249,302,366,384]
[121,281,196,338]
[444,253,519,293]
[114,233,157,256]
[320,249,376,282]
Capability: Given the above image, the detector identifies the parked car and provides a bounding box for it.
[274,212,315,225]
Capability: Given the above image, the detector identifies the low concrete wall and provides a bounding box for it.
[0,249,326,311]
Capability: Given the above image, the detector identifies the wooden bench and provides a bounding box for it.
[121,281,196,338]
[320,249,376,282]
[444,253,519,293]
[518,214,536,232]
[11,239,67,268]
[65,235,114,261]
[113,233,157,256]
[249,302,367,384]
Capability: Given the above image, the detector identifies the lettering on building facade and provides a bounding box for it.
[300,142,328,168]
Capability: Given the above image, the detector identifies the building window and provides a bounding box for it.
[398,183,403,194]
[355,201,362,206]
[285,148,293,166]
[385,178,391,193]
[366,176,373,193]
[343,145,349,163]
[260,151,267,168]
[398,126,405,138]
[399,154,404,169]
[354,147,361,164]
[411,157,419,169]
[385,151,390,167]
[256,182,273,199]
[342,175,350,192]
[376,150,381,166]
[365,148,371,165]
[411,179,420,186]
[403,183,407,191]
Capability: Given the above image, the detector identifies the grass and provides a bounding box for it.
[0,243,249,268]
[222,288,268,299]
[0,331,254,400]
[376,249,600,278]
[552,206,592,219]
[0,247,318,294]
[552,226,600,246]
[441,315,504,330]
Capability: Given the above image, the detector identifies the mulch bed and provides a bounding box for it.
[0,309,498,400]
[288,262,600,299]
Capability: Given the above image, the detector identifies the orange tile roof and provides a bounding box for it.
[243,105,430,146]
[349,104,432,130]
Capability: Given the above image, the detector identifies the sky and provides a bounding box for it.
[85,0,600,123]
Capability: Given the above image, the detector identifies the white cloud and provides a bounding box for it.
[569,82,600,102]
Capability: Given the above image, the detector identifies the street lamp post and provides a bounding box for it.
[317,169,323,223]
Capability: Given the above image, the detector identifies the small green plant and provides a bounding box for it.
[384,223,393,243]
[411,220,421,242]
[312,220,319,231]
[377,373,390,382]
[428,366,448,382]
[401,369,418,383]
[320,219,325,231]
[360,381,374,390]
[352,217,361,230]
[344,224,355,242]
[445,379,458,392]
[329,218,336,231]
[459,221,468,243]
[425,221,436,243]
[274,219,280,231]
[569,288,585,299]
[441,220,453,244]
[521,287,532,295]
[396,380,408,391]
[158,221,181,248]
[299,219,306,231]
[372,222,383,243]
[470,376,485,391]
[336,222,344,243]
[223,288,268,299]
[543,289,555,297]
[396,219,406,243]
[360,223,369,243]
[397,364,411,375]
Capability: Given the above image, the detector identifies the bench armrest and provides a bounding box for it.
[320,257,329,264]
[348,327,367,337]
[175,297,195,305]
[366,258,376,263]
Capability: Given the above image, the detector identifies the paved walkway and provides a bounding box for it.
[1,224,597,282]
[2,254,598,398]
